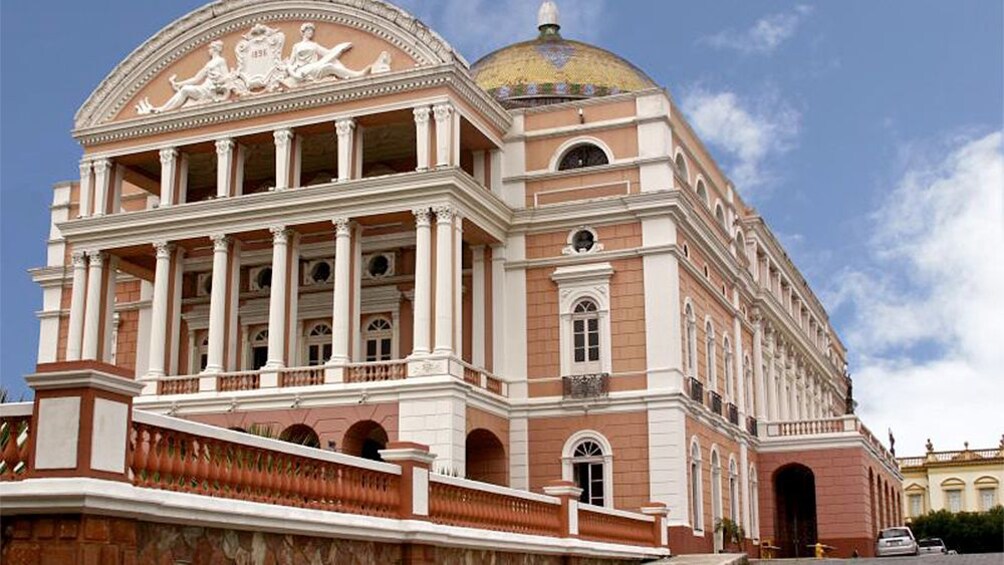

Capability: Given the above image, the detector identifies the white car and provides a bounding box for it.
[876,527,919,557]
[918,538,948,555]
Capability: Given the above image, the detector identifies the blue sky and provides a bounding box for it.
[2,1,1001,454]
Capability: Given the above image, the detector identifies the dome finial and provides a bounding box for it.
[538,1,561,37]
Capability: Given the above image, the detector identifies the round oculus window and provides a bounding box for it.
[367,254,391,278]
[310,262,331,283]
[571,230,596,253]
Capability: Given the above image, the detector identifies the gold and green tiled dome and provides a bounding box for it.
[472,2,656,108]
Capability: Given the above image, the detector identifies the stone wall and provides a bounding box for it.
[1,514,648,565]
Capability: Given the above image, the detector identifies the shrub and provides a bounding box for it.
[909,506,1003,554]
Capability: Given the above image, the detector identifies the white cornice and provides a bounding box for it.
[75,0,470,129]
[56,168,513,250]
[76,65,511,148]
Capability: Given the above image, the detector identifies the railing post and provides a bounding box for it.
[379,442,436,520]
[543,480,583,538]
[26,362,144,482]
[641,502,671,548]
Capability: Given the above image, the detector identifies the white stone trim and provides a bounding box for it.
[26,370,146,397]
[0,478,667,560]
[34,397,81,470]
[560,430,614,508]
[90,398,129,473]
[547,136,616,172]
[552,263,614,377]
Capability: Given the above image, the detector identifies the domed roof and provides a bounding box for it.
[472,2,656,108]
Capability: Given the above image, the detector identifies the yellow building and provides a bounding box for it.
[899,438,1004,520]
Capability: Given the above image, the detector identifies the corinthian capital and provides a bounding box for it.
[86,250,105,267]
[71,251,88,268]
[413,106,431,124]
[412,207,431,227]
[273,128,294,146]
[158,147,179,165]
[335,118,355,137]
[332,217,352,236]
[432,103,453,122]
[210,233,229,252]
[434,204,454,223]
[152,241,174,259]
[215,138,235,156]
[269,225,290,244]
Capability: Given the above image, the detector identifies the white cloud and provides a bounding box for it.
[826,131,1004,454]
[393,0,607,61]
[702,5,813,55]
[680,87,800,194]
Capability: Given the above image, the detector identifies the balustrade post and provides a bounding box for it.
[641,502,670,548]
[25,365,144,482]
[379,442,436,520]
[543,480,583,538]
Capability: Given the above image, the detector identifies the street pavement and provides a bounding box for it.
[750,554,1003,565]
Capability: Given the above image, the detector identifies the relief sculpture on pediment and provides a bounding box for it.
[135,22,392,116]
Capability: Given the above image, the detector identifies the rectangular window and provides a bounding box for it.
[909,494,923,517]
[946,490,962,513]
[979,488,996,511]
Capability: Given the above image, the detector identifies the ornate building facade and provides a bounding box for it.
[24,0,901,558]
[899,439,1004,520]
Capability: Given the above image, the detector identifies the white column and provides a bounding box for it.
[433,103,453,168]
[433,205,454,354]
[453,212,463,357]
[329,217,352,364]
[215,139,235,198]
[81,251,105,360]
[490,244,506,373]
[273,129,294,191]
[414,107,431,171]
[146,241,173,377]
[78,161,93,218]
[336,118,355,182]
[158,148,179,207]
[411,208,432,356]
[204,234,229,374]
[265,226,290,368]
[471,245,486,367]
[65,251,89,361]
[187,330,197,374]
[752,314,767,420]
[92,159,111,216]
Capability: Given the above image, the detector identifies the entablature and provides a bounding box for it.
[57,167,513,250]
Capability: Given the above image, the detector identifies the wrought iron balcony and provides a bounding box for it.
[727,402,739,425]
[562,373,610,400]
[687,377,704,403]
[746,415,759,437]
[708,391,723,416]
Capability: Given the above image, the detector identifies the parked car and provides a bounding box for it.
[876,527,919,557]
[918,538,948,555]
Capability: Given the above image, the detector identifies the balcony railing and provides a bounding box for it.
[688,376,704,403]
[562,373,610,400]
[344,360,407,383]
[278,365,325,387]
[708,390,723,416]
[727,402,739,425]
[762,415,899,469]
[0,403,32,481]
[746,415,758,437]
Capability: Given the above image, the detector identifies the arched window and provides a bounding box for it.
[305,322,332,366]
[715,203,727,230]
[729,458,739,521]
[572,440,606,506]
[278,424,320,448]
[711,449,723,551]
[685,303,698,377]
[249,328,268,370]
[705,321,717,391]
[364,317,393,362]
[675,153,689,184]
[558,144,609,171]
[562,431,614,507]
[696,180,709,206]
[723,335,734,401]
[691,440,704,531]
[572,299,601,373]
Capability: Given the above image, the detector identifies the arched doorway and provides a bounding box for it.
[465,429,507,486]
[343,420,389,462]
[278,424,320,448]
[774,463,817,558]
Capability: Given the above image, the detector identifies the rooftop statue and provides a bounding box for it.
[136,40,233,115]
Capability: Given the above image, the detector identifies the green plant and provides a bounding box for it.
[714,517,747,552]
[909,506,1003,554]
